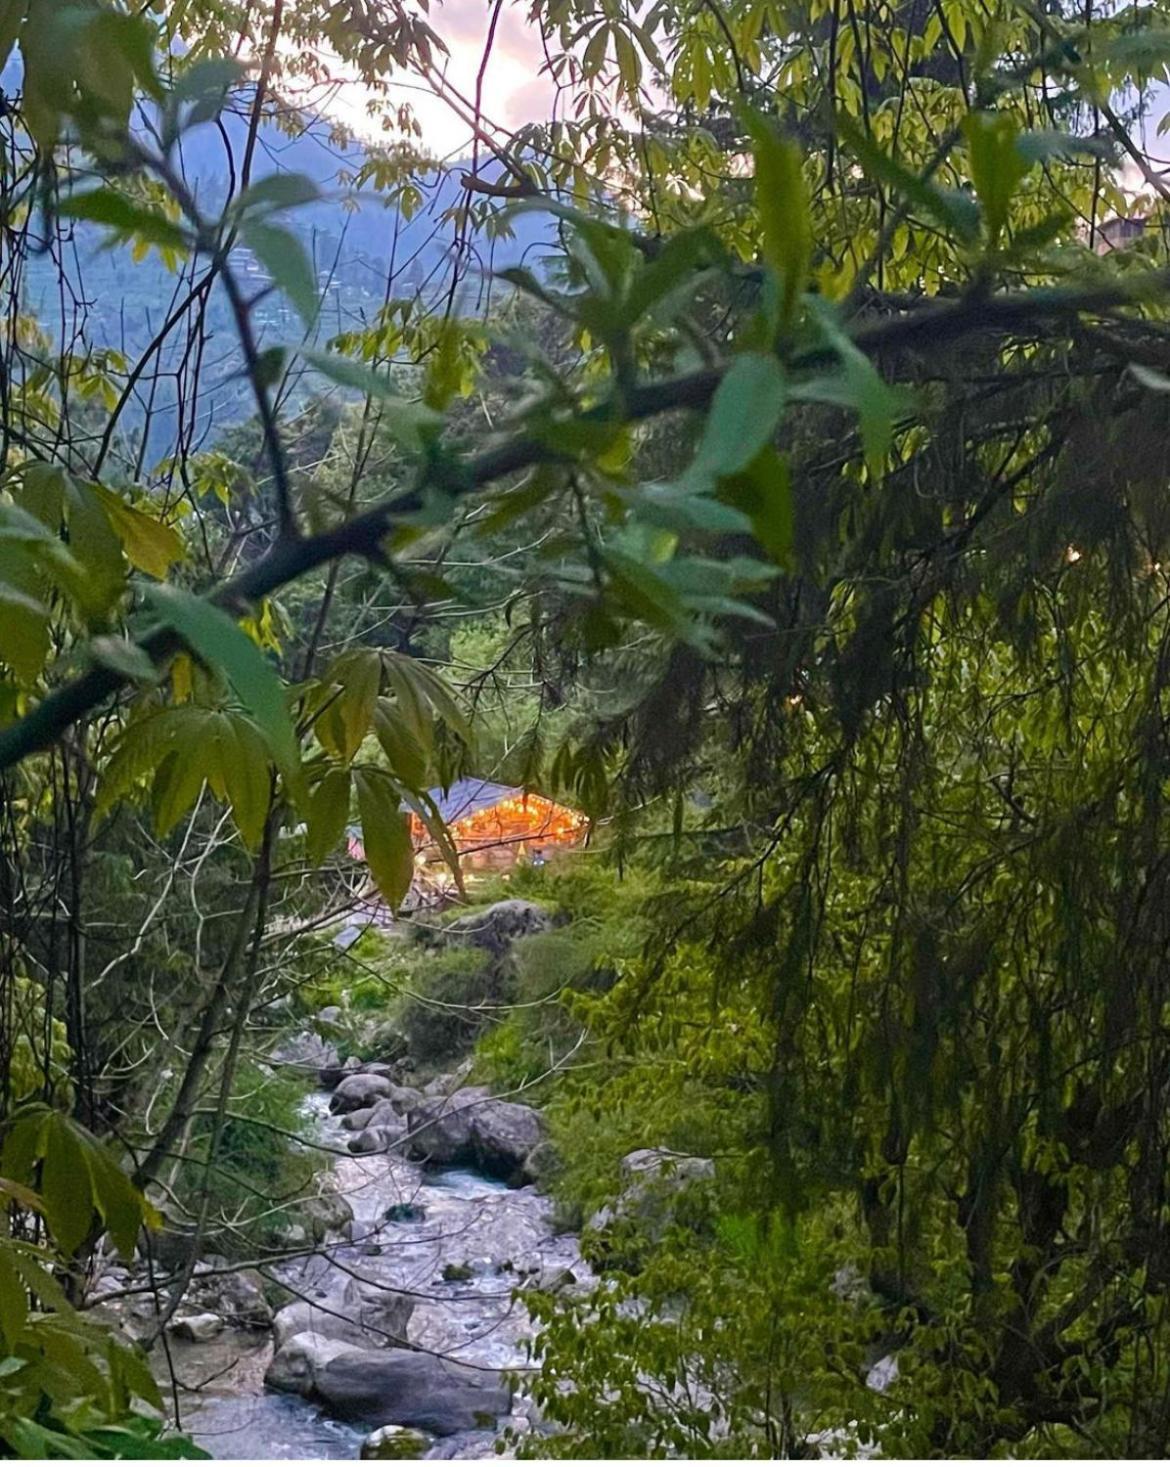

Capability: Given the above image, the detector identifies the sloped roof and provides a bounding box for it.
[427,778,525,825]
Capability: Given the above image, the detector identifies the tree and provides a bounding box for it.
[5,0,1170,1456]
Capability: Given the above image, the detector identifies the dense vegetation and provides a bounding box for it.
[6,0,1170,1456]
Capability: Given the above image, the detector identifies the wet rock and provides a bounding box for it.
[330,1072,397,1114]
[524,1139,561,1186]
[342,1105,377,1131]
[405,1093,545,1185]
[471,1101,545,1183]
[442,1262,474,1282]
[272,1279,411,1350]
[265,1331,360,1394]
[271,1030,339,1077]
[304,1190,356,1241]
[320,1054,362,1089]
[347,1124,404,1156]
[360,1424,434,1459]
[168,1311,223,1343]
[384,1202,426,1224]
[310,1348,512,1435]
[404,1092,483,1163]
[439,900,552,959]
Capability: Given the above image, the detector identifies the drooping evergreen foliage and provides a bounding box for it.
[5,0,1170,1455]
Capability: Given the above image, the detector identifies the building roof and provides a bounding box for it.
[427,778,527,825]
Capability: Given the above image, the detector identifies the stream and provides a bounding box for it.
[170,1094,588,1459]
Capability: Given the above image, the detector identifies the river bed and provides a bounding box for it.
[171,1094,587,1459]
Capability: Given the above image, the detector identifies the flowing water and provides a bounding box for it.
[175,1094,587,1459]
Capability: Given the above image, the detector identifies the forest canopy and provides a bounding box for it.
[5,0,1170,1457]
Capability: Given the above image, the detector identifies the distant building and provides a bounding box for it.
[1094,214,1147,254]
[346,777,587,879]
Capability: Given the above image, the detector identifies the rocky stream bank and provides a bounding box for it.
[94,1057,585,1459]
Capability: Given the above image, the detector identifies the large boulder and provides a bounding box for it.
[347,1124,405,1156]
[311,1348,512,1435]
[471,1101,545,1181]
[271,1030,339,1078]
[266,1332,359,1394]
[403,1090,487,1165]
[303,1190,356,1241]
[589,1148,715,1238]
[439,900,552,959]
[405,1091,545,1185]
[330,1072,397,1114]
[320,1054,363,1089]
[273,1279,412,1350]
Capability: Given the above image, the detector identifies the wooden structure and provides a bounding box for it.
[346,778,586,878]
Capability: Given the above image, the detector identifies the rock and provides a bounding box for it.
[304,1191,356,1242]
[470,1100,545,1183]
[316,1005,344,1030]
[384,1202,426,1224]
[524,1139,561,1186]
[360,1425,434,1459]
[271,1030,339,1077]
[442,1262,474,1282]
[168,1311,223,1342]
[266,1331,360,1394]
[347,1125,404,1156]
[272,1279,411,1350]
[439,899,552,959]
[320,1054,363,1089]
[589,1149,715,1237]
[310,1348,512,1435]
[405,1092,546,1185]
[342,1106,377,1132]
[191,1267,273,1330]
[330,1072,397,1114]
[359,1062,403,1082]
[866,1353,899,1393]
[280,1223,309,1247]
[404,1091,484,1164]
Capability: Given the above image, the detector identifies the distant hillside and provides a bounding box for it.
[2,57,552,456]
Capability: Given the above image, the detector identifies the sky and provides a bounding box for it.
[285,0,557,161]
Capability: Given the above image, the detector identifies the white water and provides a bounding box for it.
[177,1094,587,1459]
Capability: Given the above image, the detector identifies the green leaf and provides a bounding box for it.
[743,112,810,330]
[300,349,442,449]
[57,190,188,251]
[692,354,786,483]
[219,716,273,851]
[0,1244,28,1349]
[373,699,429,790]
[0,585,49,685]
[40,1120,93,1257]
[835,111,980,243]
[233,173,323,216]
[143,586,299,779]
[355,770,415,912]
[92,487,183,578]
[89,636,159,685]
[85,1145,147,1259]
[721,446,795,569]
[241,219,319,330]
[963,111,1030,246]
[305,766,351,866]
